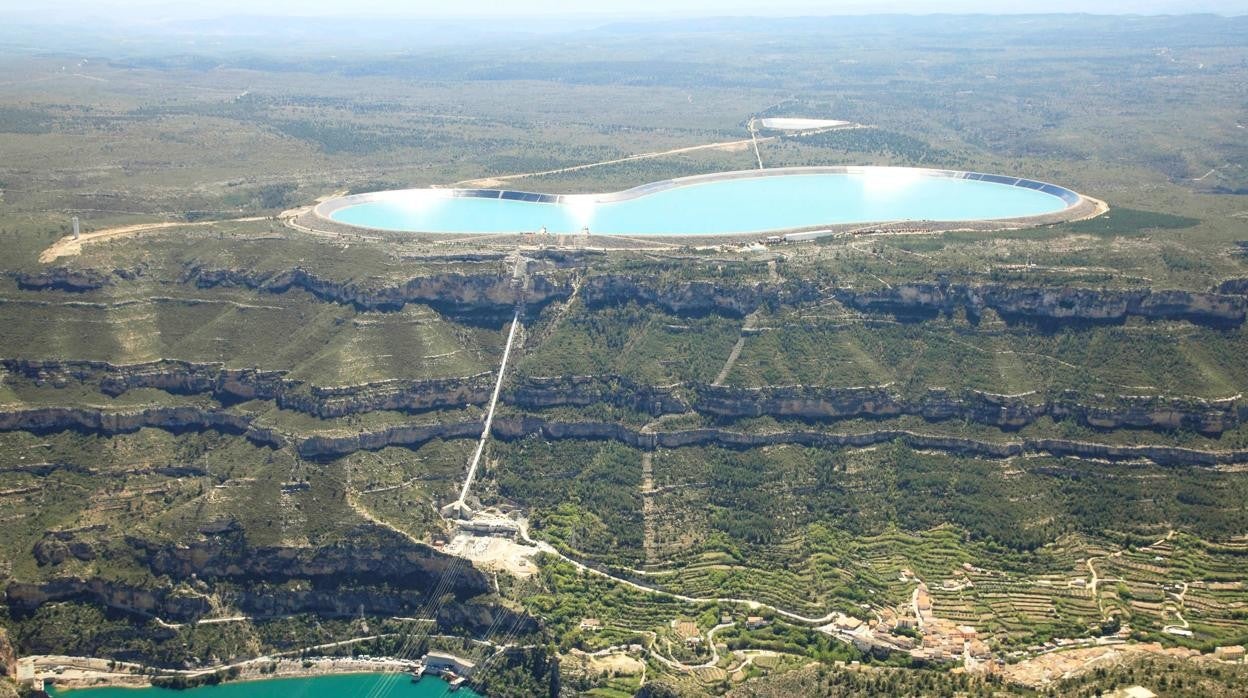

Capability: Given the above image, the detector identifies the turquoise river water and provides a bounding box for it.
[48,673,481,698]
[326,169,1075,236]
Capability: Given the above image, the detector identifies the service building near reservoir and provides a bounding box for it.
[423,651,477,678]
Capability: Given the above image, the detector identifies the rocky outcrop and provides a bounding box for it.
[295,414,1248,467]
[6,360,690,420]
[834,283,1245,326]
[579,275,1244,326]
[0,462,92,476]
[4,399,1233,466]
[32,527,104,567]
[692,385,1239,435]
[8,356,663,426]
[299,420,485,458]
[4,574,509,630]
[506,374,689,415]
[131,526,476,590]
[0,406,284,448]
[1132,290,1244,325]
[8,358,286,403]
[282,374,492,418]
[183,265,572,317]
[5,577,213,620]
[4,359,1238,438]
[581,275,821,317]
[34,539,83,566]
[15,267,112,292]
[695,385,907,421]
[20,263,1242,328]
[1215,278,1248,296]
[3,358,492,418]
[7,527,526,641]
[0,627,15,679]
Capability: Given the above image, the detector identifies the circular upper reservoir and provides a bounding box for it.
[317,166,1083,237]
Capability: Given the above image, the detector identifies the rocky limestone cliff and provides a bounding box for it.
[0,628,15,679]
[295,414,1248,467]
[0,405,284,448]
[692,385,1239,435]
[5,576,213,620]
[1215,278,1248,296]
[5,359,1235,436]
[1,402,1232,467]
[581,275,821,317]
[4,358,493,419]
[282,374,493,418]
[17,263,1242,328]
[834,283,1245,326]
[506,374,690,416]
[183,265,571,317]
[579,274,1244,326]
[6,527,525,645]
[130,526,478,589]
[4,358,287,402]
[15,267,112,292]
[4,576,523,657]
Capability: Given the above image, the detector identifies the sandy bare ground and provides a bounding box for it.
[41,187,358,263]
[582,652,646,676]
[996,641,1207,687]
[443,532,540,578]
[39,217,269,263]
[20,654,425,690]
[1076,195,1110,222]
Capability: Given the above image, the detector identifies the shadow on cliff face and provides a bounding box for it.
[836,283,1246,332]
[5,525,535,664]
[182,265,572,328]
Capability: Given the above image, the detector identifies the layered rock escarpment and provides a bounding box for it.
[855,282,1240,326]
[183,265,572,316]
[5,271,1245,465]
[5,576,214,621]
[1215,278,1248,296]
[13,266,146,292]
[3,395,1236,466]
[581,275,822,317]
[15,267,113,292]
[5,358,496,418]
[0,405,284,448]
[691,385,1241,435]
[296,414,1248,467]
[504,374,690,416]
[831,283,1245,326]
[5,359,1239,436]
[581,275,1245,326]
[0,628,14,679]
[14,261,1244,327]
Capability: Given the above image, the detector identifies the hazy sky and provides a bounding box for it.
[7,0,1246,21]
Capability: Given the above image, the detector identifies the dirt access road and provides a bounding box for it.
[40,217,269,263]
[455,124,864,188]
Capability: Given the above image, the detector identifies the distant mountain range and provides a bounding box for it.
[3,11,1245,57]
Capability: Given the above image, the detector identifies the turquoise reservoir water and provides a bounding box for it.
[325,169,1075,236]
[48,673,481,698]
